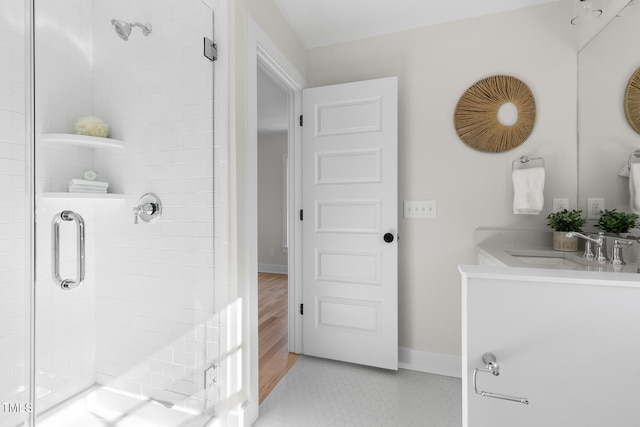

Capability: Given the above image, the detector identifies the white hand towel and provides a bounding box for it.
[629,164,640,214]
[512,167,545,215]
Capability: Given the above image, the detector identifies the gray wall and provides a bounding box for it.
[258,131,288,273]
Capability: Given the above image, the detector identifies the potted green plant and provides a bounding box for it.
[595,209,639,235]
[546,209,586,251]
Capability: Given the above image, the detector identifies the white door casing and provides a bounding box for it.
[302,77,398,370]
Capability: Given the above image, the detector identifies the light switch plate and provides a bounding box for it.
[404,200,437,219]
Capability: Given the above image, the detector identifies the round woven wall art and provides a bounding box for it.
[624,67,640,134]
[454,75,536,153]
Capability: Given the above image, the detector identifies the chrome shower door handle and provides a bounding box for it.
[51,210,85,290]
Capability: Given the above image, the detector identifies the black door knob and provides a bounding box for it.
[383,233,394,243]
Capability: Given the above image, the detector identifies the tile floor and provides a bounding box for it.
[254,355,462,427]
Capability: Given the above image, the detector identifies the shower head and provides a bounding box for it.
[111,19,152,41]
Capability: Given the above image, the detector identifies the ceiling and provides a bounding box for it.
[258,0,564,133]
[273,0,561,49]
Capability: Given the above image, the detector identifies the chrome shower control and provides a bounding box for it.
[133,193,162,224]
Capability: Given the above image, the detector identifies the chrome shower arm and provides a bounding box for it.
[130,22,152,36]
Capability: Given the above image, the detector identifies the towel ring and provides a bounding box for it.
[627,150,640,166]
[513,155,544,170]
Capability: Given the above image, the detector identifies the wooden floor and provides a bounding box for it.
[259,272,298,404]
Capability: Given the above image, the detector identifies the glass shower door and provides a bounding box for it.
[0,1,31,426]
[32,0,221,425]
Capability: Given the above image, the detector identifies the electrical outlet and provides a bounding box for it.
[403,200,437,219]
[552,198,569,212]
[587,198,605,219]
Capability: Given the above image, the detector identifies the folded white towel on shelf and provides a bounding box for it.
[69,179,109,188]
[512,167,545,215]
[69,178,109,193]
[630,164,640,214]
[69,178,109,194]
[69,187,107,193]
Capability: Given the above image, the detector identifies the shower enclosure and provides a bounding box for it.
[0,0,229,425]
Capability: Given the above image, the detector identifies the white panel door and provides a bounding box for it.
[302,77,398,370]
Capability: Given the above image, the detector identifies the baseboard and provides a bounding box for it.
[258,263,288,274]
[398,347,462,378]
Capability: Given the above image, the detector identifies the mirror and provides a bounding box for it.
[577,1,640,215]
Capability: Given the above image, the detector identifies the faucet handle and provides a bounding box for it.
[610,239,635,266]
[582,239,595,260]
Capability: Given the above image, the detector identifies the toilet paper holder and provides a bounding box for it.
[473,352,529,405]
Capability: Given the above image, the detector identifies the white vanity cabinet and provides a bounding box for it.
[460,265,640,427]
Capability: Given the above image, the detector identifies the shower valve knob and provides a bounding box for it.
[133,193,162,224]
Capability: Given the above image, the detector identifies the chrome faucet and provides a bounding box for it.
[566,231,608,263]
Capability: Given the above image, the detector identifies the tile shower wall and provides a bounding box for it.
[90,0,221,411]
[0,1,27,426]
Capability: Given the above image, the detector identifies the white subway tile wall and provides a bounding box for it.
[31,0,229,420]
[0,0,27,426]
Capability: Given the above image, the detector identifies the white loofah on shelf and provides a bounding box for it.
[74,116,110,138]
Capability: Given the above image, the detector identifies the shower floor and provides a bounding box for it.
[38,385,216,427]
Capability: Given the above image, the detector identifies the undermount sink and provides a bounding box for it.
[509,253,585,268]
[502,249,600,270]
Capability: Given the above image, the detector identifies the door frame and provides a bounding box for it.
[245,17,306,421]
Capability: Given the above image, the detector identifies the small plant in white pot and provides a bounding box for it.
[546,209,586,251]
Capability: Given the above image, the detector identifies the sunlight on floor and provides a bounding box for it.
[38,386,206,427]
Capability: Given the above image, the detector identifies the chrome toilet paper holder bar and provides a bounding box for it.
[473,352,529,405]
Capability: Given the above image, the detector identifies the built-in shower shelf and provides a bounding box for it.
[38,133,124,149]
[38,192,126,200]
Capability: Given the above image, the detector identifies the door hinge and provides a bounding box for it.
[300,304,304,315]
[203,37,218,61]
[299,115,303,127]
[299,209,303,221]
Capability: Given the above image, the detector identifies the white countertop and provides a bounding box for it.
[472,228,640,282]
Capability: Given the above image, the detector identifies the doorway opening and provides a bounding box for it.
[256,67,297,402]
[245,19,307,421]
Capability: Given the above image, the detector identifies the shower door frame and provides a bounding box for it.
[26,0,36,425]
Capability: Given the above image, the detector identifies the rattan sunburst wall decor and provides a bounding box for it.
[454,75,536,153]
[624,67,640,134]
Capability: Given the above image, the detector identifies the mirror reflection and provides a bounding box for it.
[578,1,640,217]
